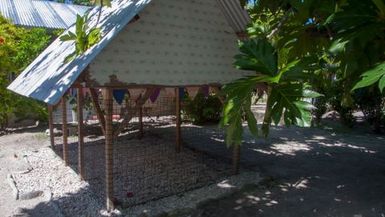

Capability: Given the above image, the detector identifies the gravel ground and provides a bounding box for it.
[50,132,233,207]
[125,171,260,216]
[0,125,257,217]
[2,117,384,217]
[11,146,102,217]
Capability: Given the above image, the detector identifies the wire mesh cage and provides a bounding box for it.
[51,87,233,207]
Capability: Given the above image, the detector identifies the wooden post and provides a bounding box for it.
[138,106,143,139]
[103,88,114,210]
[175,87,181,152]
[62,94,69,166]
[232,145,241,175]
[77,87,85,180]
[48,105,55,148]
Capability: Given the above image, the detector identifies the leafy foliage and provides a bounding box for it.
[92,0,111,7]
[224,0,385,143]
[353,63,385,93]
[224,0,385,137]
[0,16,51,129]
[54,0,109,6]
[221,37,321,145]
[60,14,101,62]
[73,0,94,6]
[245,0,385,92]
[60,0,114,62]
[183,93,223,125]
[327,0,385,93]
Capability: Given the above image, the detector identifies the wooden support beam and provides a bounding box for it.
[175,87,182,152]
[48,105,55,148]
[77,87,85,180]
[113,88,155,139]
[138,106,143,139]
[61,94,69,166]
[103,88,114,211]
[232,145,241,175]
[89,88,106,136]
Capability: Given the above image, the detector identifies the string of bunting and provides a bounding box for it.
[111,86,212,105]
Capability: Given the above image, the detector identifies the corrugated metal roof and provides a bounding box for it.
[216,0,251,33]
[8,0,152,105]
[0,0,90,29]
[8,0,252,105]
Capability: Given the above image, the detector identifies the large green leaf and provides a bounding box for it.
[221,75,320,143]
[87,28,101,48]
[59,31,76,41]
[75,14,85,37]
[379,76,385,91]
[222,36,322,144]
[221,76,264,146]
[353,62,385,92]
[224,104,243,147]
[261,83,320,137]
[246,109,258,137]
[235,38,278,75]
[372,0,385,17]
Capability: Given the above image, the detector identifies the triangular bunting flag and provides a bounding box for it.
[186,87,200,99]
[113,89,127,105]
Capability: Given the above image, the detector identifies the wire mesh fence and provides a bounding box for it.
[51,88,233,207]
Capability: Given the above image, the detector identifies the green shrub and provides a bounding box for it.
[183,93,222,125]
[13,98,48,123]
[0,15,51,129]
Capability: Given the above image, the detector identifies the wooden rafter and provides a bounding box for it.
[89,88,106,136]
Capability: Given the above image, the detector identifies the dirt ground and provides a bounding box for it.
[188,122,385,217]
[0,128,63,217]
[1,121,385,217]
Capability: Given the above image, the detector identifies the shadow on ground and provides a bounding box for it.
[13,187,103,217]
[189,125,385,217]
[14,123,385,217]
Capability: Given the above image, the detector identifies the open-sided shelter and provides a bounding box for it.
[8,0,251,210]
